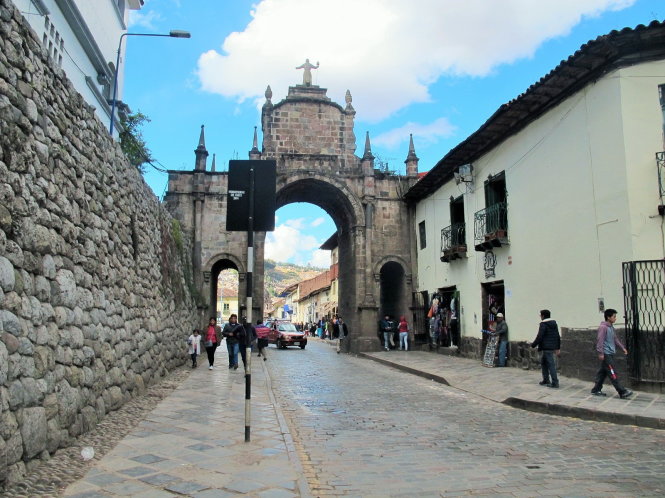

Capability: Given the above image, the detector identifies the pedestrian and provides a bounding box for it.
[590,308,633,399]
[495,313,508,367]
[529,309,561,388]
[257,319,269,361]
[379,314,393,351]
[238,316,256,370]
[222,314,244,370]
[204,317,222,370]
[398,315,409,351]
[187,329,201,368]
[336,316,349,353]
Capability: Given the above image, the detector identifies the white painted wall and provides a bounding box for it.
[12,0,133,130]
[415,60,665,342]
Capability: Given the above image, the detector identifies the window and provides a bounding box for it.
[418,220,427,249]
[483,172,507,235]
[449,195,465,246]
[223,303,230,312]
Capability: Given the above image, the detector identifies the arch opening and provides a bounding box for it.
[210,259,239,323]
[267,177,361,337]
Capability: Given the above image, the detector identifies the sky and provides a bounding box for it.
[123,0,663,267]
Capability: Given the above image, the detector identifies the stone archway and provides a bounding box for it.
[206,253,245,323]
[164,78,421,352]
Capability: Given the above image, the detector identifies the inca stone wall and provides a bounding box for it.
[0,1,198,488]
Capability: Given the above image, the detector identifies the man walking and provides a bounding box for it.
[379,314,393,351]
[530,309,561,388]
[590,308,633,399]
[495,313,508,367]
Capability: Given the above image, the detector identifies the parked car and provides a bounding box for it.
[255,321,271,340]
[266,320,307,349]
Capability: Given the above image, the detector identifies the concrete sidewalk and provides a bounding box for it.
[62,355,310,498]
[359,349,665,430]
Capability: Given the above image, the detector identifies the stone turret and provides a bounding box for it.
[194,125,208,171]
[404,134,419,178]
[249,126,261,160]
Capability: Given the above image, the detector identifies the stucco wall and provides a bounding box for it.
[415,61,665,344]
[0,2,198,488]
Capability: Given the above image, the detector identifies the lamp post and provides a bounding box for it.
[109,29,191,135]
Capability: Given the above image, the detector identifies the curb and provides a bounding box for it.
[358,352,450,386]
[359,353,665,431]
[502,397,665,430]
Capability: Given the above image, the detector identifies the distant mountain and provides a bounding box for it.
[217,260,326,300]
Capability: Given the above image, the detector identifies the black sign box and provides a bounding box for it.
[226,160,276,232]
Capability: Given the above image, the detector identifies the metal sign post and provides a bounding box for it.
[227,160,276,442]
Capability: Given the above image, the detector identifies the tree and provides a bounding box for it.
[119,111,153,172]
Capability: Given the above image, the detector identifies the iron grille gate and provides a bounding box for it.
[622,260,665,384]
[411,290,429,345]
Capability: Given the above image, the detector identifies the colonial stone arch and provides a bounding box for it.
[164,77,421,352]
[205,253,245,321]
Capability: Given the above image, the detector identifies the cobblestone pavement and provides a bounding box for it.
[269,340,665,497]
[2,368,191,497]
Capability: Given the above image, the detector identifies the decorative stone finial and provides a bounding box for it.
[197,125,206,149]
[265,85,273,101]
[249,126,260,157]
[404,134,419,177]
[345,89,355,112]
[362,131,374,161]
[194,124,208,171]
[211,153,216,172]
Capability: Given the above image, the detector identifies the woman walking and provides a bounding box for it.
[398,316,409,351]
[204,317,222,370]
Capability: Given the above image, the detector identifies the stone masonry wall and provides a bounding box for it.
[0,1,198,488]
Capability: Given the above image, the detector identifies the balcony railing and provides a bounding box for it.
[474,201,509,251]
[440,223,466,262]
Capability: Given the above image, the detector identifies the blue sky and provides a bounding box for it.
[123,0,663,267]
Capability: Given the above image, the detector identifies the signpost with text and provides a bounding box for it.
[226,159,276,442]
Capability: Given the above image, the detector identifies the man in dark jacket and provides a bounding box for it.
[530,309,561,388]
[379,315,393,351]
[239,316,257,371]
[222,314,245,370]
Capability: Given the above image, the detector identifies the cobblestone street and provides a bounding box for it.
[270,341,665,497]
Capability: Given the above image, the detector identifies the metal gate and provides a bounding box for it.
[411,290,429,345]
[622,260,665,385]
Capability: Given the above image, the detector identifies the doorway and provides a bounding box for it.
[481,281,504,351]
[437,286,461,347]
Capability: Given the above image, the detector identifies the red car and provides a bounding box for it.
[263,320,307,349]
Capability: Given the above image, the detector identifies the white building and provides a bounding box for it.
[12,0,143,131]
[405,22,665,372]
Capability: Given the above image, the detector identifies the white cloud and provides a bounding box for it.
[309,249,331,268]
[264,224,320,262]
[373,118,457,149]
[285,218,306,229]
[310,217,326,228]
[197,0,634,122]
[128,9,162,30]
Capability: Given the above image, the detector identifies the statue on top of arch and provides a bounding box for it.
[296,59,319,86]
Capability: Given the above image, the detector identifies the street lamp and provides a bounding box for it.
[109,29,191,135]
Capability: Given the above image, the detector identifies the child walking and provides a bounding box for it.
[187,329,201,368]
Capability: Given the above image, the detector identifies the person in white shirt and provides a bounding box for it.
[187,329,202,368]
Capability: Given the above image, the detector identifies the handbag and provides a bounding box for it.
[204,340,213,347]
